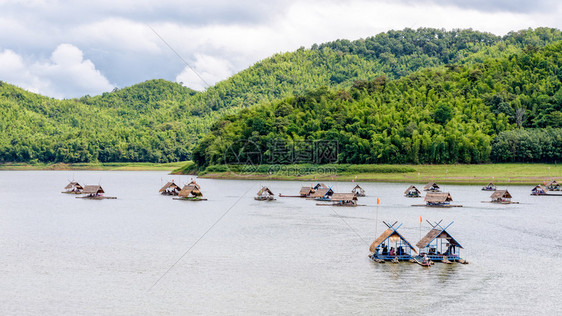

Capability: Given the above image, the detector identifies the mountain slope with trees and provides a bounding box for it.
[1,28,562,163]
[193,41,562,167]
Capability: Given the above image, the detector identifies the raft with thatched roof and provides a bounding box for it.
[255,187,276,201]
[369,221,417,262]
[62,181,84,194]
[484,189,518,204]
[316,193,361,206]
[481,182,496,191]
[352,185,366,197]
[174,181,207,201]
[309,187,334,201]
[404,185,421,198]
[415,220,467,264]
[531,184,562,196]
[76,185,116,199]
[412,192,462,207]
[423,182,441,192]
[546,180,560,191]
[159,181,180,196]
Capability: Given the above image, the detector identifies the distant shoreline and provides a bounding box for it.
[196,163,561,185]
[0,162,188,172]
[1,162,560,185]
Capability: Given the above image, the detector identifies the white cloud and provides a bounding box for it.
[0,0,561,98]
[176,54,233,90]
[0,44,113,98]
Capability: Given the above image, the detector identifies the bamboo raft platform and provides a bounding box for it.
[482,201,520,204]
[411,204,463,208]
[76,195,117,200]
[316,203,365,207]
[173,197,208,201]
[75,185,116,200]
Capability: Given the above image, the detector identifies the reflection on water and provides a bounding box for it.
[0,171,560,314]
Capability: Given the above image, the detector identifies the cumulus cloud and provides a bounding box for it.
[0,0,561,98]
[0,44,113,98]
[176,54,233,90]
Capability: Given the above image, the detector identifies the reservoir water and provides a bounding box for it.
[1,171,560,314]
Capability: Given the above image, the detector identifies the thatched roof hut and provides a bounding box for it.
[531,185,547,195]
[310,187,334,199]
[482,182,496,191]
[255,187,275,200]
[547,180,560,191]
[490,189,512,202]
[64,181,83,190]
[63,181,83,193]
[404,185,421,197]
[299,186,314,196]
[424,192,453,204]
[423,182,440,192]
[331,193,357,201]
[159,181,180,195]
[352,185,366,197]
[369,224,417,255]
[178,183,203,198]
[314,183,328,190]
[417,222,464,258]
[82,185,104,196]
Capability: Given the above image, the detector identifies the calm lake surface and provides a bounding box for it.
[1,171,560,314]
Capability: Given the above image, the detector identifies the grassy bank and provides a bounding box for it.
[0,161,190,171]
[196,163,562,185]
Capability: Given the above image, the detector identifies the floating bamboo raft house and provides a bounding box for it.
[481,182,496,191]
[415,221,467,264]
[413,192,462,207]
[174,181,207,201]
[255,187,276,201]
[531,184,562,196]
[488,189,518,204]
[159,181,180,196]
[62,181,83,194]
[317,193,360,207]
[76,185,116,200]
[404,185,421,198]
[352,185,366,197]
[546,180,560,191]
[309,187,334,201]
[423,182,441,192]
[369,222,417,263]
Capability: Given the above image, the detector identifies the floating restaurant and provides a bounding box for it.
[369,222,417,263]
[481,182,496,191]
[317,193,359,207]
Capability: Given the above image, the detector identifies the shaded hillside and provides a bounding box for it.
[193,41,562,167]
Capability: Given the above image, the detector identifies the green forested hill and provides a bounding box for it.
[1,28,561,163]
[193,41,562,167]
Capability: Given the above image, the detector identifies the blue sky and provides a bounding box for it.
[0,0,560,98]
